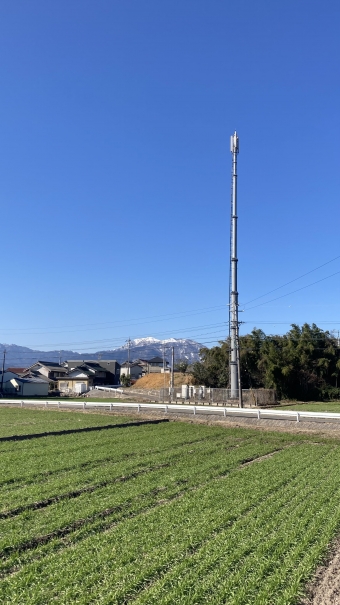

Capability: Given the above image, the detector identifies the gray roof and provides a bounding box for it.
[29,361,67,372]
[11,376,48,384]
[121,362,143,368]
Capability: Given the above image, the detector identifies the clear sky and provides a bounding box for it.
[0,0,339,353]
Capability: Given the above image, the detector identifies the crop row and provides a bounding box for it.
[0,442,335,603]
[0,432,247,511]
[130,444,337,603]
[0,420,230,484]
[0,413,313,489]
[0,434,293,569]
[0,424,241,493]
[0,444,325,560]
[0,407,135,438]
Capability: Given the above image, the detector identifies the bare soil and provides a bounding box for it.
[130,373,193,389]
[301,539,340,604]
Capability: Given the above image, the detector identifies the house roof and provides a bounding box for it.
[28,361,67,372]
[21,370,50,382]
[6,367,27,374]
[67,359,119,365]
[57,369,91,379]
[121,361,143,368]
[11,376,48,384]
[148,357,165,363]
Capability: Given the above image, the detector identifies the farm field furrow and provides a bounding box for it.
[0,438,289,570]
[0,434,281,512]
[0,420,234,485]
[0,407,340,604]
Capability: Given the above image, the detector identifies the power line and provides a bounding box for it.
[242,253,340,307]
[0,321,228,350]
[243,270,340,312]
[0,304,227,335]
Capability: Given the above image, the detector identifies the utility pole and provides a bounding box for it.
[230,131,240,401]
[162,344,166,404]
[125,338,132,364]
[170,346,175,401]
[1,348,6,395]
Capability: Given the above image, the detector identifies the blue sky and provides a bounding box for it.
[0,0,339,352]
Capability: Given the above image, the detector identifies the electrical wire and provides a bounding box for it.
[243,270,340,312]
[0,304,228,335]
[241,253,340,307]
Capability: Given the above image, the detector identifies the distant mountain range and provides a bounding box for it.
[0,337,204,369]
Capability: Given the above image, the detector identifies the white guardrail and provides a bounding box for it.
[1,399,340,424]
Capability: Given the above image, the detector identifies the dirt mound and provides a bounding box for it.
[131,373,193,389]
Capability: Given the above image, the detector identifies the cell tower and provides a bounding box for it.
[229,131,240,401]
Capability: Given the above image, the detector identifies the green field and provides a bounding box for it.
[1,407,340,604]
[280,401,340,413]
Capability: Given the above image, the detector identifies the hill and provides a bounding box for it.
[0,337,203,369]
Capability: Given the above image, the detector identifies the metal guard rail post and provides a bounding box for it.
[2,399,340,424]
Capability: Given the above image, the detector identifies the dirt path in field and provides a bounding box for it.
[90,407,340,439]
[301,539,340,604]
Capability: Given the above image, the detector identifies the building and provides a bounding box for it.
[134,357,170,374]
[66,360,120,385]
[9,376,49,397]
[6,367,27,376]
[23,361,68,393]
[57,361,121,394]
[24,362,68,381]
[0,371,49,397]
[120,362,143,381]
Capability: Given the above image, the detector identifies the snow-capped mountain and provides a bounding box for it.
[126,337,202,362]
[0,338,204,369]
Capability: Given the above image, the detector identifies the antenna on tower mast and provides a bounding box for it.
[229,131,242,406]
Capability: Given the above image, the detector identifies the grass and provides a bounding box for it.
[1,408,340,603]
[280,401,340,412]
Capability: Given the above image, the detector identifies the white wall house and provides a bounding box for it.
[9,377,49,397]
[120,362,143,380]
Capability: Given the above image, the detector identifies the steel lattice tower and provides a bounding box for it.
[229,131,240,400]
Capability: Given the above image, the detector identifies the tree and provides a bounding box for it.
[190,324,340,400]
[191,341,230,387]
[120,373,131,387]
[174,359,189,374]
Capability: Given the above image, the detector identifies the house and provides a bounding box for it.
[9,376,49,397]
[57,361,121,394]
[65,360,120,385]
[57,367,92,395]
[145,357,170,373]
[120,362,143,380]
[24,361,68,381]
[0,371,49,397]
[22,361,68,393]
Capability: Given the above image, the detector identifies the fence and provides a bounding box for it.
[2,399,340,425]
[91,386,277,407]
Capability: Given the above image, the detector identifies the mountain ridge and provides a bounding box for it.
[0,337,204,369]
